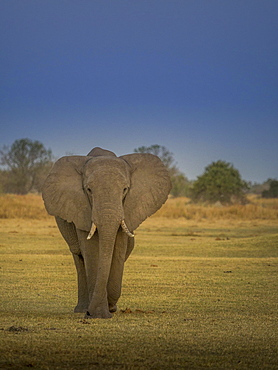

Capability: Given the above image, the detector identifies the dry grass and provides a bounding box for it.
[0,216,277,369]
[154,195,278,220]
[0,194,278,369]
[1,193,278,221]
[0,194,50,219]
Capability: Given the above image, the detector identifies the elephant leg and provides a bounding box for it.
[106,236,134,312]
[76,229,99,305]
[72,254,89,313]
[55,217,89,312]
[107,232,128,312]
[125,236,135,261]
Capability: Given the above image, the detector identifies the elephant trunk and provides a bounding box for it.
[86,200,133,318]
[87,217,120,318]
[85,201,120,315]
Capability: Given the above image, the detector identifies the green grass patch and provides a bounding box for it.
[0,218,277,369]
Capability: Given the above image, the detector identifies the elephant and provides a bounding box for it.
[42,147,171,319]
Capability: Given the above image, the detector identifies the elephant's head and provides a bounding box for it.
[42,147,171,317]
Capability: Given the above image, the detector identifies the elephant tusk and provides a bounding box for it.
[121,220,134,238]
[87,223,97,240]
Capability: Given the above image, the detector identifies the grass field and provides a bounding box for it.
[0,195,278,369]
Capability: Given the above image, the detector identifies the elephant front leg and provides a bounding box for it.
[86,288,112,319]
[85,245,113,319]
[76,229,106,318]
[55,218,89,313]
[107,232,129,313]
[72,254,89,313]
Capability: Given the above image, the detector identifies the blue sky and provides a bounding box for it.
[1,0,277,183]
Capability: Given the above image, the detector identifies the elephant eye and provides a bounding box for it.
[87,187,92,194]
[123,187,129,197]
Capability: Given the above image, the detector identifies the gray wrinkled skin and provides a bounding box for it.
[42,147,171,319]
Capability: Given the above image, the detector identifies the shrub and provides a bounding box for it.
[190,160,249,204]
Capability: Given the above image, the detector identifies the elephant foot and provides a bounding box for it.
[85,310,113,319]
[109,304,117,313]
[74,305,88,313]
[74,298,89,313]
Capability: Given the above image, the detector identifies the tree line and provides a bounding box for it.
[0,139,277,202]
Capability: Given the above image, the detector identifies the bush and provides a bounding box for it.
[262,179,278,198]
[190,160,249,205]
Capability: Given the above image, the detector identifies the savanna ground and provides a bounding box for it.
[0,195,277,369]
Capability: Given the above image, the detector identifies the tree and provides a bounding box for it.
[190,160,249,204]
[171,173,190,197]
[0,138,53,194]
[262,179,278,198]
[134,145,176,172]
[134,144,190,197]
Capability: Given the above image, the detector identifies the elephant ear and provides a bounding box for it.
[120,153,172,232]
[42,156,92,231]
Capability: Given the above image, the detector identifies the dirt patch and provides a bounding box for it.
[7,326,29,332]
[120,308,155,314]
